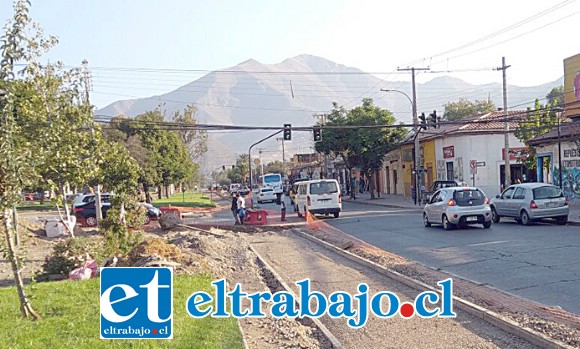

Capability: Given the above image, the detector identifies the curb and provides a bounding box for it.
[291,228,574,349]
[343,199,423,210]
[248,245,343,349]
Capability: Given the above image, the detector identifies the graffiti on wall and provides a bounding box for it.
[553,167,580,200]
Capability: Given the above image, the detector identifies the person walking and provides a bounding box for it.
[231,193,240,225]
[236,192,246,225]
[280,191,287,222]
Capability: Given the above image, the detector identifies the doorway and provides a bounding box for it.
[446,162,454,181]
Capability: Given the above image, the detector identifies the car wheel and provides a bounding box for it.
[491,207,500,223]
[442,215,453,230]
[86,216,97,227]
[520,210,531,226]
[555,215,568,225]
[423,213,431,227]
[333,212,339,218]
[483,221,492,229]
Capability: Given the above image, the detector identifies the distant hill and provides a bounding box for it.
[96,54,563,173]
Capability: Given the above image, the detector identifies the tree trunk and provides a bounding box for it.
[369,173,376,199]
[164,185,169,198]
[57,184,75,238]
[157,185,162,200]
[144,184,152,204]
[12,205,19,246]
[3,209,40,320]
[119,202,126,226]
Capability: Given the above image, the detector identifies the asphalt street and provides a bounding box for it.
[253,199,580,316]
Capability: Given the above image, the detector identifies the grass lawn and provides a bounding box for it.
[0,275,243,349]
[152,192,217,208]
[16,201,56,211]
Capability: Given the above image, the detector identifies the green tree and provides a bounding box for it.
[264,160,283,174]
[0,0,43,320]
[515,99,559,171]
[315,99,407,199]
[172,104,208,161]
[442,98,496,121]
[546,85,564,107]
[99,142,141,224]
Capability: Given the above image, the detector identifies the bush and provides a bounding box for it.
[42,237,105,276]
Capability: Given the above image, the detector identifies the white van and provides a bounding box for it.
[295,179,342,218]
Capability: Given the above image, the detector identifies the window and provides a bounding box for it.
[299,185,307,195]
[309,181,338,195]
[533,186,563,200]
[430,191,441,204]
[453,189,485,206]
[502,187,515,199]
[264,174,281,184]
[513,188,526,200]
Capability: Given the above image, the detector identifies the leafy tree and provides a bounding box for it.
[0,0,42,320]
[315,99,407,199]
[546,85,564,107]
[99,142,141,224]
[264,160,283,174]
[172,104,208,161]
[442,98,496,121]
[515,99,559,171]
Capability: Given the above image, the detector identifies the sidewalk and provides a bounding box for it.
[344,192,580,225]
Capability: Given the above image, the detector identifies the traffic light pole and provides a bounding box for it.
[248,130,283,190]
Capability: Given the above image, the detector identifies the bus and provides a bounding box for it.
[258,173,283,194]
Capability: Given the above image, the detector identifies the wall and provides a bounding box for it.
[537,141,580,201]
[434,133,526,198]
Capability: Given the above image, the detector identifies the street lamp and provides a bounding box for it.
[381,88,421,205]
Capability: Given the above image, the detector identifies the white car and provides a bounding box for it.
[257,187,277,203]
[295,179,342,218]
[423,187,492,230]
[72,193,113,208]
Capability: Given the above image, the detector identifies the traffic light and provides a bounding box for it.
[429,110,437,128]
[419,113,427,130]
[313,126,322,142]
[222,165,225,171]
[283,124,292,141]
[232,165,235,169]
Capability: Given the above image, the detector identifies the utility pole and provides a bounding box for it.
[497,57,511,189]
[83,59,102,226]
[398,66,429,205]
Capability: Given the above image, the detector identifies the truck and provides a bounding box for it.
[422,180,460,204]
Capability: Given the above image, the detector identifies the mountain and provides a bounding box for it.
[96,54,563,173]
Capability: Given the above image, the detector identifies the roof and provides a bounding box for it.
[527,121,580,146]
[399,110,526,145]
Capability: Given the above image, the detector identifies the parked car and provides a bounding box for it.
[73,201,112,227]
[239,186,251,196]
[229,183,242,193]
[423,187,492,230]
[22,192,34,201]
[490,183,568,225]
[422,180,460,203]
[257,187,276,203]
[141,203,161,225]
[72,193,113,208]
[294,179,342,218]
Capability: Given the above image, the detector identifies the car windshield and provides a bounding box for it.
[264,175,281,183]
[453,189,485,206]
[309,181,338,195]
[533,186,563,199]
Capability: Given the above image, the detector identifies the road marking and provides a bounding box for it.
[467,240,509,247]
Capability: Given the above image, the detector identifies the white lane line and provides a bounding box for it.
[468,240,510,247]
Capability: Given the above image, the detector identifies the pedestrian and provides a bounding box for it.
[236,192,246,225]
[280,191,287,222]
[231,193,240,225]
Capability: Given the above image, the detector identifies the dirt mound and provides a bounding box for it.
[126,238,184,266]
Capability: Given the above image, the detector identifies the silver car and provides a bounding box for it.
[490,183,568,225]
[423,187,492,230]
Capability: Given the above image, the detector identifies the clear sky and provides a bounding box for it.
[1,0,579,109]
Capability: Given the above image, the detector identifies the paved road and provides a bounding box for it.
[269,201,580,316]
